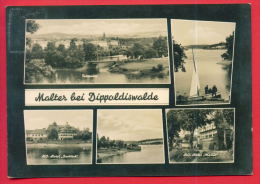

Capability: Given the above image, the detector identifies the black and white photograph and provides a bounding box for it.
[166,108,235,163]
[24,19,170,84]
[172,19,235,105]
[96,109,165,164]
[24,110,93,165]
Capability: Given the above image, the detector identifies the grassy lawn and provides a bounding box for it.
[121,57,169,70]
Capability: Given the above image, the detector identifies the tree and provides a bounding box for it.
[98,136,109,148]
[57,44,66,53]
[144,48,157,59]
[26,20,40,50]
[81,128,92,141]
[69,38,78,51]
[209,109,234,150]
[116,140,125,148]
[173,42,187,72]
[129,43,145,59]
[167,110,181,149]
[26,20,40,34]
[102,32,106,40]
[25,59,55,83]
[45,42,56,52]
[180,109,210,148]
[151,64,164,72]
[44,42,58,67]
[26,38,32,48]
[109,140,116,147]
[221,32,234,60]
[168,109,210,149]
[43,40,86,69]
[30,43,44,59]
[153,36,168,57]
[83,43,97,61]
[48,128,58,140]
[65,43,85,68]
[47,122,59,140]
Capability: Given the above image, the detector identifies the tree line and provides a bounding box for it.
[97,136,127,149]
[26,36,170,67]
[174,32,235,73]
[221,32,234,61]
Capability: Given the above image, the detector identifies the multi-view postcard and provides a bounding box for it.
[7,5,251,178]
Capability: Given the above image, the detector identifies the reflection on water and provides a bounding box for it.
[26,145,92,165]
[52,60,169,84]
[101,144,164,164]
[175,49,232,101]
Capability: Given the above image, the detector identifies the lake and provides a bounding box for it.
[26,144,92,165]
[175,49,232,101]
[100,144,165,164]
[49,57,170,84]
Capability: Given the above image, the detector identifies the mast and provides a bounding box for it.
[189,48,200,97]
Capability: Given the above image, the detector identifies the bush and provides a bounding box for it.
[25,59,55,83]
[151,64,164,72]
[144,48,157,58]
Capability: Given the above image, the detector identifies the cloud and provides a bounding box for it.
[172,19,236,45]
[32,19,167,36]
[24,110,93,130]
[97,109,163,141]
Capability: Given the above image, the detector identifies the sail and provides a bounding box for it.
[189,49,200,97]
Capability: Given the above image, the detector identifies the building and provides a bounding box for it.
[26,122,80,141]
[108,40,119,47]
[196,123,219,150]
[58,122,78,140]
[26,128,48,141]
[89,40,109,48]
[90,40,119,49]
[30,39,49,49]
[30,39,84,49]
[197,123,233,150]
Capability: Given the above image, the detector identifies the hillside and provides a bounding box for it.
[28,31,168,40]
[184,42,226,50]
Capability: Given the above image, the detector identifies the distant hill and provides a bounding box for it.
[28,31,167,40]
[185,42,226,50]
[121,138,163,145]
[28,32,96,40]
[138,138,163,145]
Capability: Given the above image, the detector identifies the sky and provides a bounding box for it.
[24,110,93,130]
[97,109,164,141]
[171,19,236,46]
[29,19,167,36]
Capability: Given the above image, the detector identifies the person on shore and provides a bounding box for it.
[212,85,217,97]
[205,85,209,95]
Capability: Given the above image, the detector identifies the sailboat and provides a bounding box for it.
[188,48,224,102]
[188,48,205,101]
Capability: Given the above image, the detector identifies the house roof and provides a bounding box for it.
[26,122,79,134]
[26,129,47,134]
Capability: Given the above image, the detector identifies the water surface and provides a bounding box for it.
[175,49,232,101]
[101,144,164,164]
[26,144,92,165]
